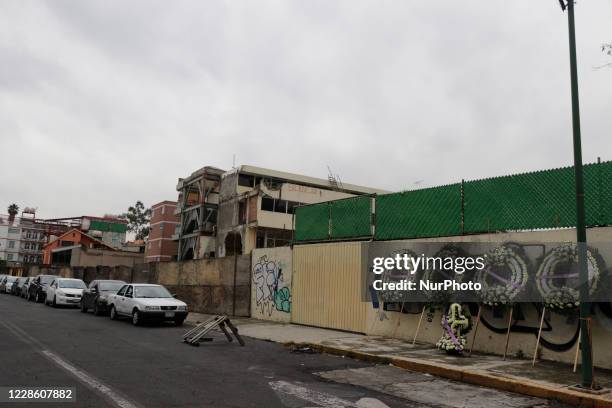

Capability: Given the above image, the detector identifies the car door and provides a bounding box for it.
[122,285,135,314]
[84,281,96,308]
[116,285,132,314]
[47,280,57,303]
[112,285,127,313]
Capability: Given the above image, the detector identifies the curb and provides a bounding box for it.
[295,343,612,408]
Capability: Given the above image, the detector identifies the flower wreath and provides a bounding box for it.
[421,245,468,309]
[536,243,602,312]
[475,244,529,307]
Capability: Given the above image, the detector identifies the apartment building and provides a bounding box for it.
[0,215,22,264]
[145,201,179,262]
[174,165,387,260]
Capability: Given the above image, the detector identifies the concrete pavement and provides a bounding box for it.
[186,312,610,407]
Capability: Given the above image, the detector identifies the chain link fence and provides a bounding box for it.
[293,160,612,242]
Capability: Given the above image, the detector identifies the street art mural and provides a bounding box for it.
[251,247,292,322]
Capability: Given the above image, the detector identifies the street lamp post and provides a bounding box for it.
[560,0,593,389]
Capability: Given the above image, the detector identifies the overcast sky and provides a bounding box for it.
[0,1,611,219]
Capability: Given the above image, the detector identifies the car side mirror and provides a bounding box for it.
[172,293,177,298]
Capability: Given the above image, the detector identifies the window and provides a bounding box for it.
[8,241,15,249]
[7,254,13,261]
[160,223,164,231]
[261,197,275,212]
[161,206,165,215]
[261,197,302,214]
[158,241,162,248]
[125,286,133,297]
[26,231,32,239]
[238,174,255,187]
[275,200,287,213]
[24,242,30,250]
[8,228,19,234]
[287,201,300,214]
[117,285,127,296]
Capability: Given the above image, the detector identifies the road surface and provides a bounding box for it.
[0,294,568,408]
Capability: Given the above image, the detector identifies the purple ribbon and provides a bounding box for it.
[442,315,463,352]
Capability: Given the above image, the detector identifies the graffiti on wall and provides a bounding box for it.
[253,255,291,316]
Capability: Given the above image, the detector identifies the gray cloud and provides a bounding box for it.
[0,0,611,218]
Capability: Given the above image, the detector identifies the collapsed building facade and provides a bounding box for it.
[174,165,386,260]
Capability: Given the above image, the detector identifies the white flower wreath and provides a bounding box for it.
[422,246,467,307]
[475,244,529,307]
[536,243,600,312]
[378,249,422,303]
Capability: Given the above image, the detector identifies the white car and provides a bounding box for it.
[1,276,17,293]
[107,284,188,326]
[45,278,87,307]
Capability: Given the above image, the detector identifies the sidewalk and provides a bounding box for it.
[185,313,612,407]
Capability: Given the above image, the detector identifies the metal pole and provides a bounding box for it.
[565,0,593,388]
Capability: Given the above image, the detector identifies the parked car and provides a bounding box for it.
[0,276,17,294]
[80,280,126,316]
[27,275,58,303]
[45,278,87,307]
[11,277,24,295]
[19,277,31,298]
[107,284,188,326]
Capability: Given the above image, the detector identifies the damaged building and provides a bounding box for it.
[174,165,386,260]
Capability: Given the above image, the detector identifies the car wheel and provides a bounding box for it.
[174,318,185,327]
[109,305,117,320]
[132,310,140,326]
[80,302,88,313]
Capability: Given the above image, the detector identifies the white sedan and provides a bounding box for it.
[45,278,87,307]
[107,284,188,326]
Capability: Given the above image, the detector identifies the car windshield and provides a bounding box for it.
[99,282,125,292]
[133,286,172,298]
[40,276,56,285]
[6,277,17,282]
[59,280,86,289]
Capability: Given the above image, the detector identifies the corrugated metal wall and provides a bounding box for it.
[292,242,367,333]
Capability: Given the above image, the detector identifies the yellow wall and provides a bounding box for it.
[292,242,367,333]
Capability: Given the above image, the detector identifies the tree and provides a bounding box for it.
[7,203,19,222]
[124,201,152,240]
[7,203,19,216]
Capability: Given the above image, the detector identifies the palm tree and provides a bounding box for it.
[7,203,19,223]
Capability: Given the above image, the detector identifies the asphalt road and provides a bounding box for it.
[0,293,430,408]
[0,293,570,408]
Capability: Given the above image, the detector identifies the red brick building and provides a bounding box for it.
[145,201,179,262]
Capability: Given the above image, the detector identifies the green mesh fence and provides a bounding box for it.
[375,184,462,240]
[294,203,329,241]
[330,196,372,239]
[294,161,612,242]
[464,162,604,233]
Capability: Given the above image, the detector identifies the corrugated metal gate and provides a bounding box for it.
[292,242,367,333]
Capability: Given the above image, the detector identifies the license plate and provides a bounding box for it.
[69,299,79,303]
[164,312,175,318]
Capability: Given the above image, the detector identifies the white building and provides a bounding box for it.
[0,214,22,266]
